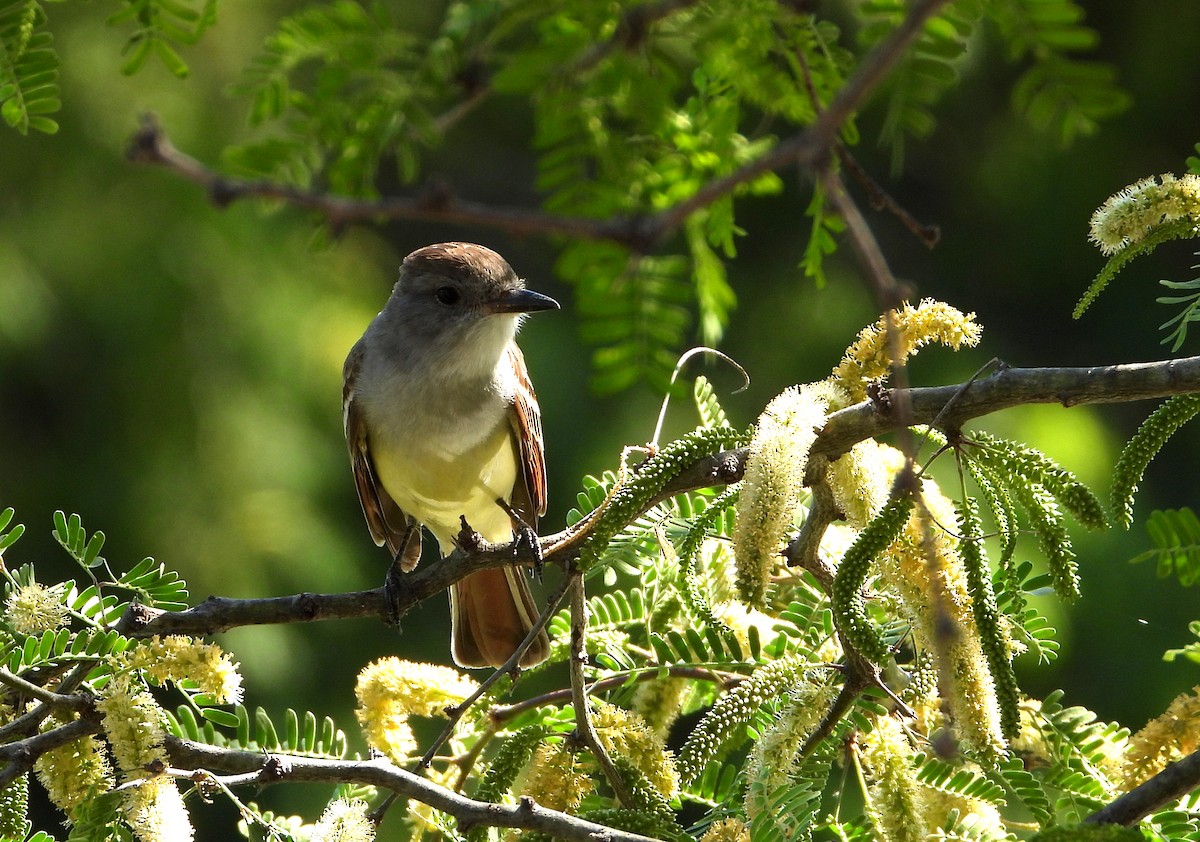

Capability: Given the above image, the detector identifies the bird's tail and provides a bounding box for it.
[450,567,550,668]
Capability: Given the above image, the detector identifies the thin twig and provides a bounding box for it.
[489,665,741,724]
[129,0,953,251]
[568,570,633,807]
[416,573,573,770]
[0,712,103,788]
[0,667,91,712]
[165,737,662,842]
[1085,744,1200,826]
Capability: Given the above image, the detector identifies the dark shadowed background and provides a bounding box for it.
[3,2,1200,837]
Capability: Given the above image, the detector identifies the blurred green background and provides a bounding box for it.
[3,1,1200,837]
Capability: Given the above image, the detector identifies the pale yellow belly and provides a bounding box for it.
[372,420,518,552]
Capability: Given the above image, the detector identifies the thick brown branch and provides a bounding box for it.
[0,713,103,788]
[117,355,1200,640]
[1086,745,1200,826]
[164,738,661,842]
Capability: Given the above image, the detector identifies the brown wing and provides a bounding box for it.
[343,339,421,571]
[506,343,548,529]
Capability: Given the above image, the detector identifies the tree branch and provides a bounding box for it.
[115,355,1200,641]
[164,737,661,842]
[568,570,634,807]
[127,0,953,252]
[1085,745,1200,826]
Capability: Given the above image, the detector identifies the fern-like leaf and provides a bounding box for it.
[1131,507,1200,586]
[0,1,59,135]
[1157,267,1200,352]
[694,375,731,430]
[998,755,1053,826]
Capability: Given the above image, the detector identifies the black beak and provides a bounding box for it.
[488,288,560,315]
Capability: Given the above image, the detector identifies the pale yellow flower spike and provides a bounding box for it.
[513,741,595,815]
[862,716,929,842]
[97,674,169,777]
[826,438,908,529]
[122,777,194,842]
[1089,173,1200,256]
[4,581,68,635]
[882,477,1006,760]
[744,680,836,824]
[353,658,478,764]
[827,438,1006,759]
[592,699,680,798]
[311,797,375,842]
[733,382,845,607]
[355,657,479,719]
[1120,684,1200,790]
[700,817,751,842]
[831,299,981,403]
[126,635,244,705]
[33,729,114,817]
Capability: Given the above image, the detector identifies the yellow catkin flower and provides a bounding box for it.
[700,817,751,842]
[125,635,243,705]
[97,674,169,777]
[882,480,1006,760]
[1089,173,1200,255]
[355,658,478,719]
[862,716,929,842]
[513,741,594,814]
[592,699,680,798]
[632,676,693,740]
[831,300,981,403]
[733,383,842,607]
[122,777,193,842]
[1120,684,1200,789]
[744,681,836,823]
[830,439,1006,759]
[356,708,416,765]
[354,658,477,765]
[922,786,1006,840]
[311,797,375,842]
[33,729,114,817]
[826,439,908,529]
[4,582,68,635]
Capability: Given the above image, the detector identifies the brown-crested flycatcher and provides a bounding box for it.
[343,242,557,668]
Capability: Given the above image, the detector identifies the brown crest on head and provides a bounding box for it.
[402,243,518,285]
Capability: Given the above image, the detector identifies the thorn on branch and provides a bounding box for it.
[126,114,167,165]
[209,179,241,209]
[262,755,291,782]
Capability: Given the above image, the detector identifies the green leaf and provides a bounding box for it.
[200,707,240,728]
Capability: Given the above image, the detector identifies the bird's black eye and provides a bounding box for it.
[434,286,459,305]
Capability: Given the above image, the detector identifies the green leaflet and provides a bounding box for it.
[0,2,59,134]
[1132,507,1200,586]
